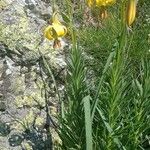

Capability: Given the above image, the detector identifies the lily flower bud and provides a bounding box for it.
[126,0,137,26]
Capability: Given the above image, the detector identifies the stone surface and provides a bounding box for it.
[0,0,65,149]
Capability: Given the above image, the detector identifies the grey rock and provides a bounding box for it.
[0,0,65,149]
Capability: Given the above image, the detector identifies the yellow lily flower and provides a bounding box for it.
[44,12,67,41]
[87,0,116,7]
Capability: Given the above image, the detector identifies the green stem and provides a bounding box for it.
[41,55,64,118]
[106,1,127,149]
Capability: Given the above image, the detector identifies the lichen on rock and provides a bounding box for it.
[0,0,65,149]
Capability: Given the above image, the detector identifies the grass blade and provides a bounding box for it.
[91,51,115,120]
[83,95,93,150]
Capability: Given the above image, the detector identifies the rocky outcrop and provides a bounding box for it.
[0,0,66,149]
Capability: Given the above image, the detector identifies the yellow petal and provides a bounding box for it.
[44,25,54,40]
[52,23,67,38]
[96,0,116,7]
[87,0,94,7]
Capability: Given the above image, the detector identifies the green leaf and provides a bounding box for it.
[97,108,126,150]
[135,79,143,96]
[83,95,93,150]
[91,51,115,120]
[61,12,70,24]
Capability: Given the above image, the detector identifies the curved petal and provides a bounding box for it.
[44,25,54,40]
[52,23,67,38]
